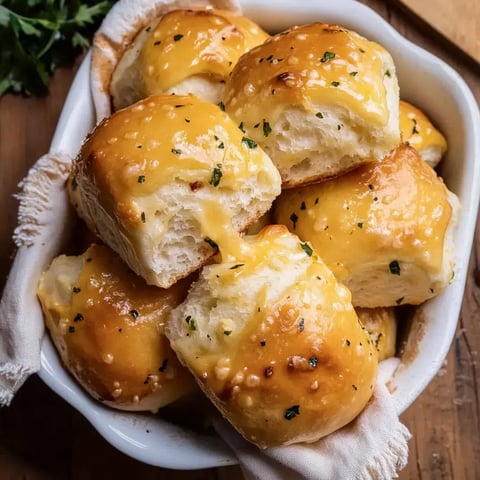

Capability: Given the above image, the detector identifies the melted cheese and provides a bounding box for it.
[38,245,192,405]
[224,23,392,129]
[274,145,452,282]
[140,9,269,94]
[171,225,377,447]
[399,100,447,155]
[79,94,277,260]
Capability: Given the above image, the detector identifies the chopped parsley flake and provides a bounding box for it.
[260,339,266,347]
[68,326,75,333]
[284,405,300,420]
[357,222,363,228]
[315,197,319,205]
[315,112,324,119]
[385,69,391,78]
[350,71,358,76]
[173,34,184,42]
[309,356,318,368]
[130,310,139,320]
[352,384,358,391]
[241,137,258,149]
[141,212,146,223]
[73,313,83,322]
[331,81,340,87]
[300,242,313,256]
[210,164,223,187]
[217,141,224,149]
[171,148,182,155]
[263,119,272,137]
[300,201,306,210]
[238,121,245,132]
[137,175,145,183]
[72,287,81,293]
[218,101,225,111]
[396,297,404,305]
[346,339,351,346]
[185,315,197,331]
[204,237,218,250]
[389,260,401,275]
[298,318,305,332]
[368,184,375,190]
[154,40,161,46]
[320,51,335,63]
[359,48,366,53]
[223,330,232,336]
[230,264,245,270]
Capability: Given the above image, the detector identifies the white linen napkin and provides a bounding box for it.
[214,358,411,480]
[0,152,73,406]
[0,153,411,479]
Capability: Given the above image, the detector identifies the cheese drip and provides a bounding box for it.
[141,9,269,94]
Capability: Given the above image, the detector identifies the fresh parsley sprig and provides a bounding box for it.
[0,0,114,96]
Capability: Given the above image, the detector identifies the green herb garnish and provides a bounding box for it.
[389,260,401,275]
[210,163,223,187]
[262,119,272,137]
[230,264,244,270]
[241,137,257,149]
[185,315,197,331]
[320,51,335,63]
[300,242,313,256]
[0,1,114,96]
[284,405,300,420]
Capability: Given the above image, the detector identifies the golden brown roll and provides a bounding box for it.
[69,94,281,288]
[399,100,447,168]
[110,8,269,110]
[356,307,397,361]
[274,144,459,307]
[166,225,378,448]
[37,244,195,411]
[90,0,242,120]
[222,23,400,187]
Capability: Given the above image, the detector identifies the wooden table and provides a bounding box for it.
[1,1,479,478]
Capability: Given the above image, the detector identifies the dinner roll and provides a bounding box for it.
[274,144,459,307]
[111,8,269,110]
[69,94,281,288]
[91,0,242,120]
[356,308,397,361]
[399,100,447,168]
[166,225,378,448]
[37,244,195,411]
[222,23,400,187]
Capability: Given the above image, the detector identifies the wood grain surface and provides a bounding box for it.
[0,1,479,478]
[396,0,480,64]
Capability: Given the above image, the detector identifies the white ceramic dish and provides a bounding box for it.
[38,0,480,470]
